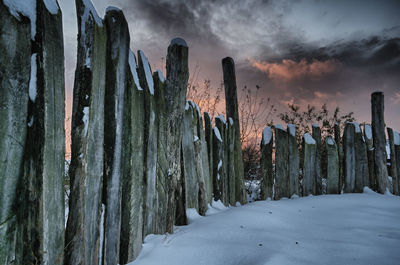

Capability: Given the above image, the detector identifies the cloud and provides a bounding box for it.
[392,92,400,104]
[250,58,340,82]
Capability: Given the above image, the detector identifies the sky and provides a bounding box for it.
[59,0,400,136]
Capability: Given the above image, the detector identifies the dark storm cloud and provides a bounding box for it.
[125,0,217,38]
[117,0,296,55]
[271,36,400,71]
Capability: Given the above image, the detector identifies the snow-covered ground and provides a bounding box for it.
[129,189,400,265]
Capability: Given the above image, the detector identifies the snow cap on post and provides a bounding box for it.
[275,124,285,131]
[262,126,272,145]
[287,124,296,137]
[170,37,188,47]
[304,133,316,145]
[138,50,154,95]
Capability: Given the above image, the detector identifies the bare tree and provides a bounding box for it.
[279,103,355,144]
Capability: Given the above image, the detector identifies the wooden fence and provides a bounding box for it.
[260,92,398,200]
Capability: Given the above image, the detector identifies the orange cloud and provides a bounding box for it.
[314,91,330,99]
[391,92,400,104]
[250,58,340,82]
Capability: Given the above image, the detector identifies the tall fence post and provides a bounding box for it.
[222,57,247,205]
[165,38,189,230]
[387,127,398,195]
[227,118,237,205]
[343,122,356,193]
[154,70,168,234]
[0,2,31,263]
[260,126,273,200]
[215,116,229,205]
[394,131,400,195]
[325,137,340,194]
[65,1,106,264]
[334,123,344,191]
[119,50,146,263]
[364,124,376,190]
[312,124,322,195]
[204,112,214,203]
[191,103,210,214]
[212,127,224,202]
[371,92,390,194]
[275,124,289,199]
[103,8,130,265]
[302,133,317,196]
[288,124,299,197]
[354,123,369,192]
[182,102,199,212]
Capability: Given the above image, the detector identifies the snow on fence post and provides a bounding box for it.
[119,50,146,263]
[182,102,199,212]
[343,122,356,193]
[0,2,31,263]
[312,124,322,195]
[302,133,317,196]
[15,1,66,264]
[387,127,398,195]
[65,1,106,264]
[363,124,376,190]
[222,57,247,205]
[334,123,344,191]
[325,137,340,194]
[165,38,189,230]
[274,124,289,199]
[371,92,390,194]
[204,112,214,203]
[191,102,209,214]
[103,8,130,265]
[354,123,369,192]
[260,127,273,200]
[212,126,224,202]
[394,131,400,195]
[288,124,300,197]
[215,115,229,206]
[227,118,237,205]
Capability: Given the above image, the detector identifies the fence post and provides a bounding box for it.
[394,131,400,195]
[103,8,130,265]
[0,2,31,263]
[354,123,369,192]
[215,116,229,206]
[275,125,289,199]
[227,118,237,205]
[387,128,398,195]
[154,70,168,234]
[204,112,214,202]
[343,123,356,193]
[212,127,224,202]
[288,125,299,197]
[222,57,247,204]
[334,123,344,191]
[182,102,199,212]
[371,92,390,194]
[260,126,273,200]
[165,38,189,230]
[120,50,146,263]
[312,124,322,195]
[363,124,376,190]
[325,137,340,194]
[302,133,317,196]
[65,1,106,264]
[191,103,210,213]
